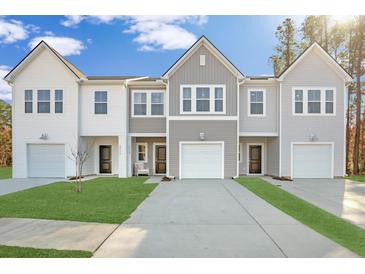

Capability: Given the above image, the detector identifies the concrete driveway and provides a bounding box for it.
[263,177,365,229]
[93,179,356,258]
[0,178,64,196]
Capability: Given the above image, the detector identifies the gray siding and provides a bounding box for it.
[128,89,166,133]
[267,137,279,176]
[239,83,279,133]
[281,48,345,177]
[169,45,238,116]
[169,120,237,178]
[132,137,166,175]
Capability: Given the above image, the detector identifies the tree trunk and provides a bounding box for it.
[353,73,362,174]
[346,86,352,174]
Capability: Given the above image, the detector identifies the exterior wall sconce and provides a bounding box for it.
[40,133,48,140]
[199,132,205,141]
[309,134,317,142]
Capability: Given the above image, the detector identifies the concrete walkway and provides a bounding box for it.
[93,179,357,258]
[263,177,365,230]
[0,218,118,252]
[0,178,64,196]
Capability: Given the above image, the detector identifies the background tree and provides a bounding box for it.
[269,18,298,76]
[301,15,329,50]
[0,100,12,167]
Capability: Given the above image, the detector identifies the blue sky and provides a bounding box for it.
[0,15,304,101]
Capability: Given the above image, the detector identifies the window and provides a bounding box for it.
[24,90,33,113]
[132,90,165,117]
[180,85,226,114]
[55,89,63,113]
[215,87,224,112]
[196,87,210,112]
[325,89,334,114]
[151,92,164,115]
[308,89,321,114]
[294,89,303,114]
[37,90,50,113]
[94,91,107,114]
[182,87,192,112]
[292,87,336,115]
[136,143,147,162]
[248,89,265,116]
[133,92,147,116]
[200,55,206,66]
[239,143,242,162]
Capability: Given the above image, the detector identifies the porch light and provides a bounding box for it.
[199,132,205,141]
[309,134,317,141]
[40,133,48,140]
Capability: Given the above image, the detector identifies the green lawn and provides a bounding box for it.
[345,175,365,183]
[0,177,156,224]
[235,177,365,257]
[0,245,91,258]
[0,167,11,179]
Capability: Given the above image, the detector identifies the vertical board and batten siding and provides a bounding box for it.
[266,137,280,176]
[12,48,79,178]
[239,83,279,133]
[131,137,166,175]
[169,121,237,178]
[168,45,238,116]
[281,48,345,177]
[128,89,166,133]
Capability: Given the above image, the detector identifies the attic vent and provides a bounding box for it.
[200,55,206,66]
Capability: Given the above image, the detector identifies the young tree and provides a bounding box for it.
[68,138,90,193]
[269,18,298,76]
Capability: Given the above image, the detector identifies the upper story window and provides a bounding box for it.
[94,91,107,114]
[132,90,165,117]
[37,90,50,113]
[55,89,63,113]
[293,87,336,115]
[24,90,33,113]
[180,85,226,114]
[248,89,265,116]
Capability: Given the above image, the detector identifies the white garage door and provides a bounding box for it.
[28,144,65,177]
[180,143,223,179]
[292,144,333,178]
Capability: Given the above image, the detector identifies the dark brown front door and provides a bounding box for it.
[249,145,262,174]
[155,145,166,174]
[99,145,112,174]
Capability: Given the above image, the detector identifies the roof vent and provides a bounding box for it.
[200,55,206,66]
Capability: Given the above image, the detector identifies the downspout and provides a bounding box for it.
[233,78,245,179]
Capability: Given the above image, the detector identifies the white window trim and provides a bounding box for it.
[246,143,265,176]
[180,85,226,114]
[247,88,266,117]
[292,87,336,116]
[94,91,108,115]
[131,90,165,118]
[24,89,33,114]
[37,89,51,114]
[136,143,148,163]
[54,89,63,114]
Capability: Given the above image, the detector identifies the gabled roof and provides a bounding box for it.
[277,42,353,82]
[162,35,244,80]
[4,40,86,82]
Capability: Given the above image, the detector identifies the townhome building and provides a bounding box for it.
[4,36,352,179]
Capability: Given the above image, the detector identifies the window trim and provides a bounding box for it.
[136,143,148,163]
[180,84,226,114]
[24,89,33,114]
[54,89,63,114]
[37,89,51,114]
[292,87,336,116]
[131,90,165,118]
[94,91,108,115]
[247,88,266,117]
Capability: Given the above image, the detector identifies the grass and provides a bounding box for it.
[0,167,11,179]
[0,176,156,224]
[0,245,91,258]
[345,175,365,183]
[235,176,365,257]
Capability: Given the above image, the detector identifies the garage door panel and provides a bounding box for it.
[293,144,332,178]
[181,143,223,179]
[28,144,65,177]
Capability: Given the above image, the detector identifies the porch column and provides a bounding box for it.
[118,135,128,178]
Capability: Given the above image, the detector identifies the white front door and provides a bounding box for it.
[180,142,224,179]
[292,144,333,178]
[27,144,65,178]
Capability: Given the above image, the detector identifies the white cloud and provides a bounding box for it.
[0,18,28,44]
[124,16,208,51]
[61,15,123,27]
[0,65,12,102]
[28,36,86,56]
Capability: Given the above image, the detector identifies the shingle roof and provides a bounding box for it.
[86,76,144,80]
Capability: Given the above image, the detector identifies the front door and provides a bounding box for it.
[249,145,262,174]
[155,145,166,174]
[99,145,112,174]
